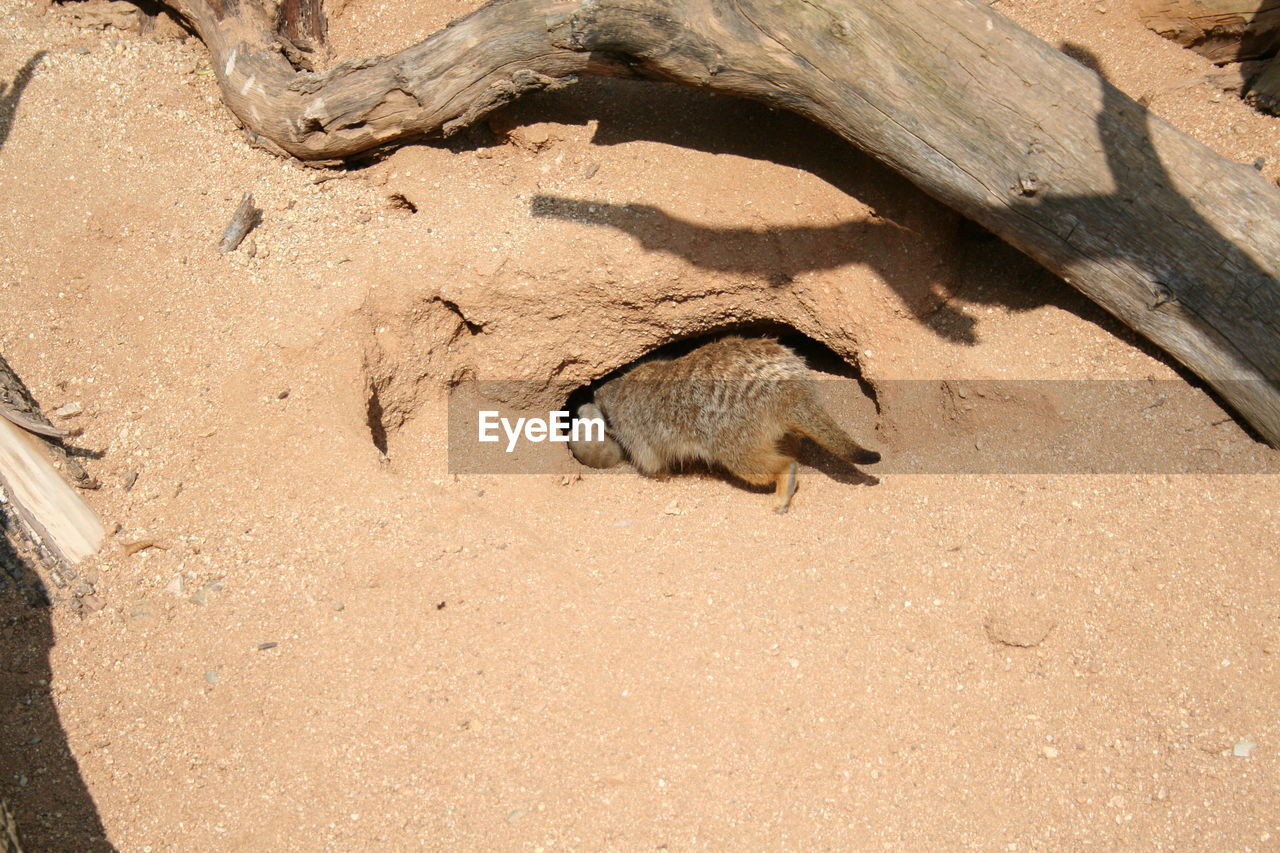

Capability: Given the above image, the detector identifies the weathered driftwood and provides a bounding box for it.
[216,191,261,253]
[1136,0,1280,62]
[165,0,1280,443]
[0,355,103,569]
[1136,0,1280,112]
[0,419,104,566]
[1247,59,1280,112]
[0,354,97,489]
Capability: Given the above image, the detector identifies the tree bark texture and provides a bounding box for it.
[1136,0,1280,62]
[1135,0,1280,112]
[167,0,1280,443]
[0,354,103,570]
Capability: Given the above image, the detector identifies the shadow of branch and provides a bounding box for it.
[0,52,47,153]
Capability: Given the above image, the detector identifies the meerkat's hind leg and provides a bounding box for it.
[723,450,797,513]
[774,461,799,514]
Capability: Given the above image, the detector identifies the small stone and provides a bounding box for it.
[66,0,143,31]
[1042,745,1060,759]
[242,237,257,258]
[331,600,345,612]
[509,124,552,151]
[204,670,218,684]
[164,575,185,596]
[80,595,104,613]
[663,500,685,516]
[190,580,222,607]
[257,641,278,651]
[53,401,83,418]
[983,601,1055,647]
[73,580,94,597]
[1233,738,1257,757]
[276,388,290,400]
[123,470,139,491]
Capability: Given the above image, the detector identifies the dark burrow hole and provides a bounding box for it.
[562,321,879,488]
[564,321,872,413]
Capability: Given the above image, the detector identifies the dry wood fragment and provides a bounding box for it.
[1135,0,1280,63]
[217,192,261,253]
[0,418,103,565]
[122,539,167,556]
[0,355,103,569]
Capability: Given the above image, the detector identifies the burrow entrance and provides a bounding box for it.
[562,320,877,418]
[357,296,885,477]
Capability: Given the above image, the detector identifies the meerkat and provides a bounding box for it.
[567,401,623,469]
[568,336,880,513]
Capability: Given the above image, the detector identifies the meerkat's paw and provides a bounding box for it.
[774,461,799,514]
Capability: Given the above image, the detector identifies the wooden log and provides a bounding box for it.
[1137,0,1280,114]
[165,0,1280,443]
[1246,57,1280,112]
[1135,0,1280,63]
[0,354,97,489]
[0,355,103,568]
[275,0,327,70]
[0,419,103,566]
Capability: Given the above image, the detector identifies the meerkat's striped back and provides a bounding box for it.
[571,336,879,512]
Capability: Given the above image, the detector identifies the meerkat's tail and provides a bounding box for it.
[789,394,881,466]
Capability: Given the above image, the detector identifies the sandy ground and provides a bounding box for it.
[1,0,1279,850]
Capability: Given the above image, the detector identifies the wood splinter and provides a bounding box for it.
[217,192,262,254]
[122,539,169,556]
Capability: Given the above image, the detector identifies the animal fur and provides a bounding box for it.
[570,336,879,512]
